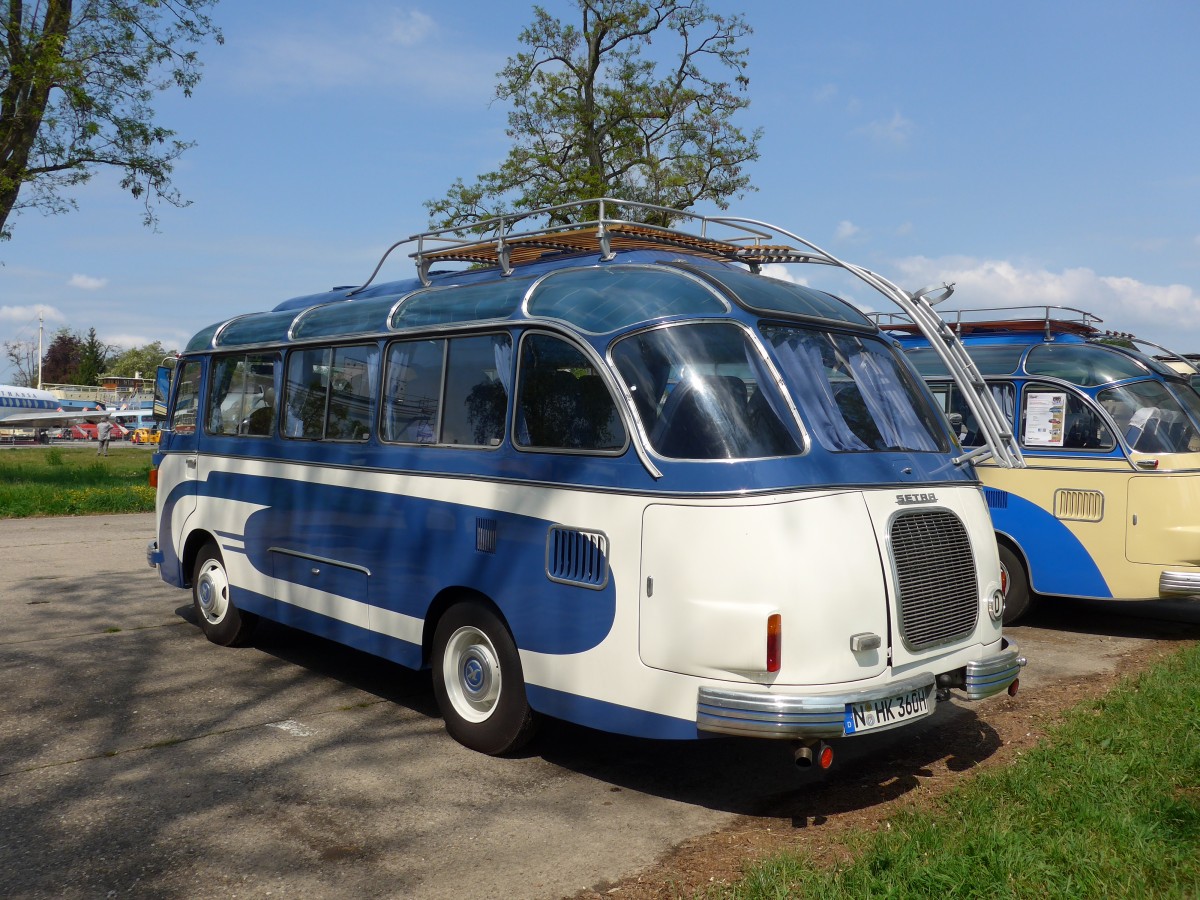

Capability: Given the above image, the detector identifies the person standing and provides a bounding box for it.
[96,418,112,456]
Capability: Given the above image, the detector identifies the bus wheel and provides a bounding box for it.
[192,542,258,647]
[432,601,537,755]
[998,543,1034,625]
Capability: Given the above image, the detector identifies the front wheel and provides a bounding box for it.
[998,543,1035,625]
[431,601,537,755]
[192,541,258,647]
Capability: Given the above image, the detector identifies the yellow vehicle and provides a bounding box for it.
[131,427,160,445]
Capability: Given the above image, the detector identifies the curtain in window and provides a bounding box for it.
[846,347,939,451]
[766,331,868,451]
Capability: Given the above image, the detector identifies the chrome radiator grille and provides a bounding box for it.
[890,510,979,650]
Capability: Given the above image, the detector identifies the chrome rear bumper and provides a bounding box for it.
[695,639,1026,739]
[696,672,936,739]
[964,638,1025,700]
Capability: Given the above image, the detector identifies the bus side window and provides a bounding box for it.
[383,339,444,443]
[516,333,626,451]
[207,353,277,437]
[171,360,202,435]
[442,335,511,447]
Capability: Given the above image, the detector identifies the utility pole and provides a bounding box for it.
[37,311,44,390]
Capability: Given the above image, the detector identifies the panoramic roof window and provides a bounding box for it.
[528,266,727,333]
[905,344,1025,378]
[1025,343,1148,386]
[693,266,872,327]
[391,278,531,330]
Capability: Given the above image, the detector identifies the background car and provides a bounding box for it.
[130,427,160,445]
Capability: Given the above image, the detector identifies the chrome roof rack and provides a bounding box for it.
[353,198,1023,468]
[873,305,1104,341]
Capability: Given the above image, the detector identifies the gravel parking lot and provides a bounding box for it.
[3,514,1197,899]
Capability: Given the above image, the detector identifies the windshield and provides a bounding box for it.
[1097,379,1200,453]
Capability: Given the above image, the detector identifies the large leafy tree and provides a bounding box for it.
[75,325,111,384]
[107,339,172,378]
[426,0,761,229]
[40,326,80,383]
[0,0,223,241]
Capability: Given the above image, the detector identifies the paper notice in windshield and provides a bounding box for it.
[1025,391,1066,447]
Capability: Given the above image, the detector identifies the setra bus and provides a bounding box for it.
[148,200,1025,763]
[884,305,1200,623]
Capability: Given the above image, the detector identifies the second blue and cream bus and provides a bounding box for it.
[149,200,1024,764]
[886,306,1200,623]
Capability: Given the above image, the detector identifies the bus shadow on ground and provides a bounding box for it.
[176,604,1009,819]
[1020,595,1200,638]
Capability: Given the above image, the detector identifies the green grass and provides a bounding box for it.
[0,445,156,517]
[718,643,1200,899]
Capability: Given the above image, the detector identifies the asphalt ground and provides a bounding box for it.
[3,513,1199,899]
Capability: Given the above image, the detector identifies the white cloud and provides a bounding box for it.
[228,8,495,99]
[858,111,915,147]
[813,83,838,103]
[760,264,809,286]
[0,304,65,324]
[68,274,108,290]
[389,9,435,46]
[890,256,1200,351]
[834,220,860,241]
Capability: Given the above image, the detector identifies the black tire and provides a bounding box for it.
[431,600,538,755]
[192,541,258,647]
[998,542,1034,625]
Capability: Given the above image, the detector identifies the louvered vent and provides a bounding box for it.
[891,510,979,650]
[476,517,497,553]
[1054,489,1104,522]
[546,526,609,590]
[984,488,1009,509]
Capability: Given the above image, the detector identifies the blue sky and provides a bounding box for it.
[3,0,1199,381]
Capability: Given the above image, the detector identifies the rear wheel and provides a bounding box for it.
[192,541,258,647]
[998,542,1034,625]
[431,600,537,755]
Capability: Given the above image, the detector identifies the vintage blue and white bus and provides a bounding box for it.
[148,200,1024,762]
[886,306,1200,623]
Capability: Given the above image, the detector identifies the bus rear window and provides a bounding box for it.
[761,325,944,453]
[611,322,802,460]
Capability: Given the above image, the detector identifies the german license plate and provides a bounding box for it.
[844,686,931,734]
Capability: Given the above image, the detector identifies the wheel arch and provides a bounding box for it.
[181,528,219,587]
[421,586,510,668]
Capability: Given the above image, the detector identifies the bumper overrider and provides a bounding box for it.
[1160,570,1200,598]
[696,638,1025,739]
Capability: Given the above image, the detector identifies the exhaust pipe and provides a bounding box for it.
[793,740,834,769]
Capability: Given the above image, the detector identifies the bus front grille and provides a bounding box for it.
[890,510,979,651]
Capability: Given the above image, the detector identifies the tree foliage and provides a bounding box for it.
[0,0,223,242]
[107,339,172,378]
[40,326,80,383]
[3,335,37,385]
[75,326,112,384]
[426,0,761,230]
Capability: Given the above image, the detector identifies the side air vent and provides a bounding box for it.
[1054,489,1104,522]
[476,517,497,553]
[546,526,609,590]
[891,510,979,651]
[984,488,1008,509]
